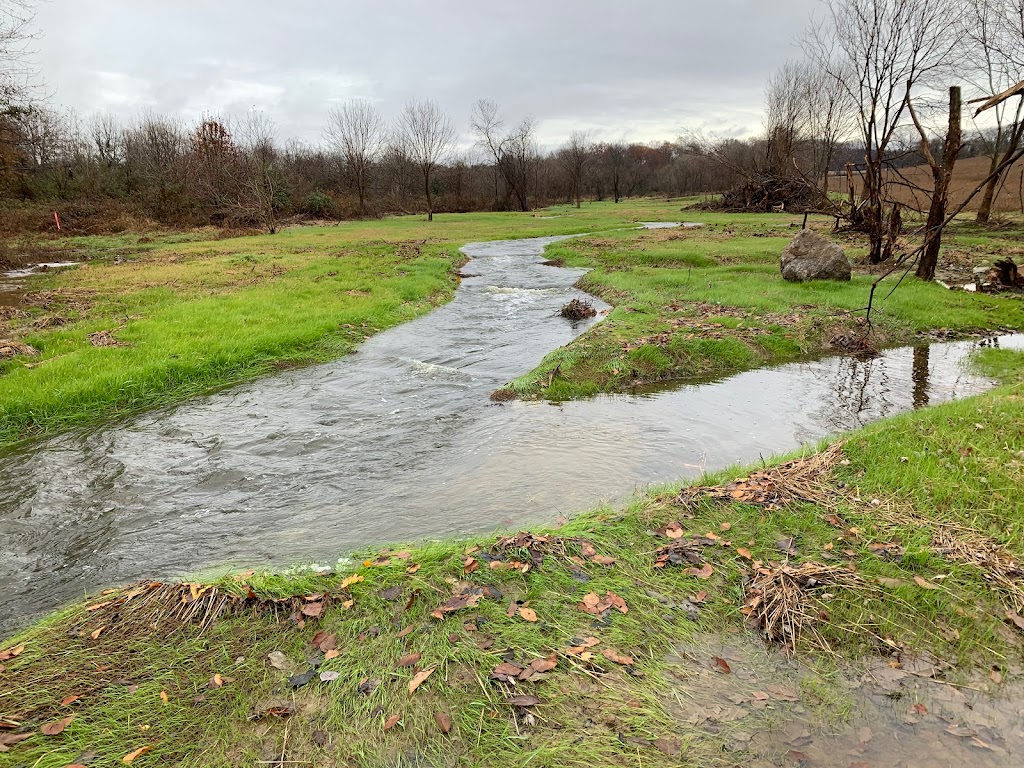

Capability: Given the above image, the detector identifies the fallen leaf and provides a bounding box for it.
[312,729,327,746]
[591,555,616,566]
[0,732,32,751]
[877,577,908,588]
[312,631,337,652]
[408,667,436,694]
[491,662,526,681]
[61,695,81,706]
[41,715,75,736]
[602,650,634,666]
[712,657,732,674]
[396,624,415,638]
[518,606,538,623]
[507,694,541,707]
[209,674,225,689]
[720,522,732,532]
[519,656,557,679]
[85,601,112,612]
[301,602,324,618]
[288,669,317,689]
[664,522,685,539]
[1005,609,1024,631]
[340,574,364,589]
[913,576,939,590]
[464,557,479,574]
[406,563,421,574]
[122,745,153,764]
[567,637,600,654]
[736,547,753,560]
[434,711,453,734]
[686,563,714,579]
[324,649,340,660]
[397,653,422,668]
[910,702,928,715]
[653,738,682,756]
[383,714,401,731]
[90,627,105,640]
[159,691,168,705]
[267,651,291,671]
[692,590,708,603]
[319,671,340,683]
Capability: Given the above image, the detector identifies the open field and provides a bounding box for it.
[1,346,1023,767]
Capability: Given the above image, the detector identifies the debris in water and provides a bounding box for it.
[560,298,597,321]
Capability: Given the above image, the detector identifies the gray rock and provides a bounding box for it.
[780,230,851,282]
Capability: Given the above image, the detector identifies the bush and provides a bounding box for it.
[302,191,338,219]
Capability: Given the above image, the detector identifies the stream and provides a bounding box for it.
[0,235,1019,633]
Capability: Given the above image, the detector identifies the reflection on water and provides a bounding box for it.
[0,233,1019,633]
[913,345,930,409]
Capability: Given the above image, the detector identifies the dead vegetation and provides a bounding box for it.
[560,298,597,321]
[0,340,37,360]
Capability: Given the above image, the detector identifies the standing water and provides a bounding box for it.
[0,236,1017,632]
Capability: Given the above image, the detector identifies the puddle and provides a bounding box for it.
[666,633,1024,767]
[0,261,78,309]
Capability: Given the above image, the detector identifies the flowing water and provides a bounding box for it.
[0,235,1018,632]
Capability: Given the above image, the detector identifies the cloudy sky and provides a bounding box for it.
[33,0,821,149]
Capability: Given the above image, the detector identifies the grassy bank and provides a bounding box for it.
[501,214,1024,399]
[0,202,677,449]
[2,346,1023,767]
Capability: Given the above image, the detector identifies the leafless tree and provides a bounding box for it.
[558,130,592,208]
[764,61,808,176]
[395,99,456,221]
[804,0,963,263]
[235,111,283,233]
[470,99,537,211]
[324,100,385,216]
[963,0,1024,222]
[0,0,37,113]
[909,86,963,279]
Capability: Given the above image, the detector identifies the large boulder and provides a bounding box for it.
[780,230,851,282]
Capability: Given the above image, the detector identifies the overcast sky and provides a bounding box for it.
[33,0,822,149]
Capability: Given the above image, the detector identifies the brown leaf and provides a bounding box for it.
[301,602,324,618]
[567,637,600,655]
[383,714,401,731]
[491,661,525,681]
[209,673,228,689]
[591,555,616,566]
[910,702,928,715]
[0,732,32,751]
[397,653,422,668]
[685,563,714,579]
[692,590,708,604]
[664,522,685,539]
[406,563,421,574]
[653,738,682,756]
[434,711,453,734]
[712,657,732,674]
[464,557,479,574]
[60,695,81,706]
[518,606,538,623]
[913,576,939,590]
[1006,609,1024,631]
[89,626,105,640]
[519,656,557,679]
[312,631,337,652]
[122,745,153,763]
[40,715,75,736]
[324,649,340,660]
[340,574,364,589]
[720,522,732,531]
[396,624,415,638]
[606,591,628,613]
[602,650,634,666]
[159,691,169,704]
[736,547,753,560]
[408,667,435,694]
[507,694,541,707]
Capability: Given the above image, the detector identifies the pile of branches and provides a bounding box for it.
[676,442,845,511]
[560,298,597,321]
[742,561,867,653]
[714,173,828,213]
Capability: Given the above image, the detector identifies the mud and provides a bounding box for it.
[666,633,1024,767]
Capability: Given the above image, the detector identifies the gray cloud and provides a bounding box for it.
[33,0,820,147]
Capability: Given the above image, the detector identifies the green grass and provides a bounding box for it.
[0,200,692,449]
[503,214,1024,399]
[3,345,1024,767]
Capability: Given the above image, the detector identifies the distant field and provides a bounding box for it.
[833,154,1024,214]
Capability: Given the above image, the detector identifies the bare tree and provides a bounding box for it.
[764,61,808,176]
[470,99,537,211]
[0,0,37,113]
[804,0,963,263]
[558,130,592,208]
[235,111,283,234]
[324,100,385,216]
[909,86,963,279]
[963,0,1024,222]
[395,99,456,221]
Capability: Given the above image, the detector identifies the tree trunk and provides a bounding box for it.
[424,168,433,222]
[975,161,999,224]
[917,87,961,282]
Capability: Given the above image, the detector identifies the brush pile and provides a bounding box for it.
[676,442,845,511]
[742,561,867,653]
[710,174,826,213]
[560,298,597,321]
[0,340,37,360]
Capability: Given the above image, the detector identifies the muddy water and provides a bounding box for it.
[0,261,78,308]
[666,633,1024,766]
[0,235,1018,632]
